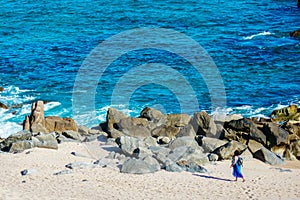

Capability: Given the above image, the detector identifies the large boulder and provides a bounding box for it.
[213,140,247,160]
[270,105,300,122]
[168,136,200,150]
[263,122,289,147]
[253,146,285,165]
[9,140,33,153]
[225,118,266,145]
[29,101,47,133]
[116,118,151,138]
[116,136,156,158]
[0,130,32,151]
[167,146,209,167]
[247,139,264,154]
[121,156,160,174]
[291,140,300,159]
[190,111,217,137]
[106,108,128,131]
[45,116,78,133]
[197,136,227,153]
[32,132,58,149]
[140,107,164,123]
[290,29,300,38]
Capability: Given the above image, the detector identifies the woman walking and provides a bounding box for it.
[230,150,245,182]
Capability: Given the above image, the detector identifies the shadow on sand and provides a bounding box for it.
[193,174,233,182]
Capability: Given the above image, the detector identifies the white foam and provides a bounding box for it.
[0,122,22,138]
[44,102,61,111]
[244,31,272,40]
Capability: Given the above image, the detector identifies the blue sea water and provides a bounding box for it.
[0,0,299,138]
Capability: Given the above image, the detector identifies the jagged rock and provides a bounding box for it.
[190,111,217,137]
[0,130,32,151]
[176,160,208,173]
[176,124,196,138]
[29,101,47,133]
[105,108,128,136]
[62,130,82,141]
[290,29,300,38]
[116,136,156,158]
[149,146,171,167]
[151,125,180,140]
[165,114,191,127]
[9,140,33,153]
[23,115,30,131]
[140,107,164,123]
[168,136,201,150]
[213,140,247,160]
[167,146,209,166]
[240,148,254,161]
[271,105,300,122]
[121,156,160,174]
[271,145,287,159]
[45,116,78,133]
[116,118,151,138]
[197,136,227,153]
[32,132,58,149]
[225,118,266,145]
[0,102,8,109]
[247,139,264,154]
[263,122,289,147]
[253,146,285,165]
[291,140,300,159]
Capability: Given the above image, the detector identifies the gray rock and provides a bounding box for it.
[198,136,227,153]
[253,146,285,165]
[140,107,164,123]
[62,130,82,141]
[106,108,128,137]
[168,136,200,150]
[190,111,217,137]
[263,122,289,147]
[165,160,184,172]
[213,140,247,160]
[0,130,32,151]
[176,124,196,138]
[32,132,58,149]
[121,156,160,174]
[9,140,33,153]
[247,139,264,154]
[116,136,154,158]
[167,146,208,166]
[117,118,151,138]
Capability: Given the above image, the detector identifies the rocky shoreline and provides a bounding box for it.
[1,100,299,175]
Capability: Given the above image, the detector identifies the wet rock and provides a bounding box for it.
[0,102,8,109]
[290,29,300,38]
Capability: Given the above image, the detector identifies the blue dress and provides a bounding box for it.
[232,156,243,178]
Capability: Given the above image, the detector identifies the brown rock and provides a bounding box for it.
[0,102,8,109]
[0,87,4,92]
[45,116,78,133]
[290,29,300,38]
[30,101,47,133]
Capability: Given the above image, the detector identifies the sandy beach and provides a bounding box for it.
[1,141,299,200]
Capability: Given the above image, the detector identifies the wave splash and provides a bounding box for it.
[243,31,273,40]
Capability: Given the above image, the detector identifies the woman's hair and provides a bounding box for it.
[234,150,240,156]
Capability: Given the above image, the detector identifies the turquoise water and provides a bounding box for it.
[0,0,300,137]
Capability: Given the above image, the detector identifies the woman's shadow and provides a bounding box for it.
[193,174,233,182]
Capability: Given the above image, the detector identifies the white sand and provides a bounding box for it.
[0,141,299,200]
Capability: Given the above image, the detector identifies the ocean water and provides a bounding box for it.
[0,0,299,138]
